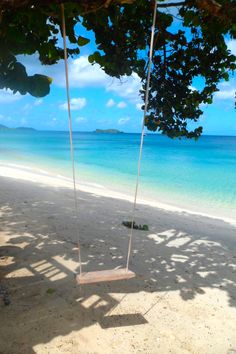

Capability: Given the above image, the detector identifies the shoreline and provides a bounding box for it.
[1,161,236,353]
[1,162,236,227]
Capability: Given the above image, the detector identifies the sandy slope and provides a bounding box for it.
[0,168,236,354]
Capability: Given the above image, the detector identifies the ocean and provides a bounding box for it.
[0,130,236,220]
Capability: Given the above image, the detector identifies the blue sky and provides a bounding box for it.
[0,21,235,135]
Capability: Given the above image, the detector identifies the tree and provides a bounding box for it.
[0,0,235,138]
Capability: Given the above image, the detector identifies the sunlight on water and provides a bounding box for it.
[0,130,236,219]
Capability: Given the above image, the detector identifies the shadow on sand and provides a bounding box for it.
[0,176,236,353]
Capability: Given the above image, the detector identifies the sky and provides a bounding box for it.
[0,16,236,135]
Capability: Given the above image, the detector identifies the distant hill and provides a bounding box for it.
[0,124,9,130]
[94,129,124,134]
[0,124,36,131]
[15,127,36,131]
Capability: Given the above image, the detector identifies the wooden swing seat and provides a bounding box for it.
[76,268,135,285]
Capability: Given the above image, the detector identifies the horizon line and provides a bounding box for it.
[1,126,236,138]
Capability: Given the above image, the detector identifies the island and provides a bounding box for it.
[94,129,124,134]
[0,124,36,131]
[15,127,36,131]
[0,124,9,131]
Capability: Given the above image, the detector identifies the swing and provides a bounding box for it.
[60,1,157,285]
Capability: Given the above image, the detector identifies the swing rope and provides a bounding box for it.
[60,1,157,277]
[126,0,157,270]
[61,3,82,276]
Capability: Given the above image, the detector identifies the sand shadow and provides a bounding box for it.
[0,176,236,353]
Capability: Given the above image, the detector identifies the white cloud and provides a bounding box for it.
[214,77,236,101]
[18,54,142,105]
[106,73,141,104]
[189,85,197,91]
[136,103,143,111]
[0,89,22,103]
[34,99,43,106]
[67,57,108,88]
[106,98,115,107]
[227,39,236,56]
[118,116,130,125]
[76,116,87,123]
[60,97,87,110]
[199,102,207,109]
[215,79,235,100]
[18,54,108,88]
[219,81,231,88]
[215,89,235,100]
[117,101,127,108]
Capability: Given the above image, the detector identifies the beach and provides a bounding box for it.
[1,0,236,351]
[1,165,236,354]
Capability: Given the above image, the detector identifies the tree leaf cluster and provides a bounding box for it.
[0,0,235,137]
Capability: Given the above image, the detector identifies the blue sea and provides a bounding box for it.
[0,130,236,220]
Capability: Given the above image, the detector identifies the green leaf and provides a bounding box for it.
[184,10,195,26]
[28,74,52,97]
[88,51,101,64]
[142,224,149,231]
[88,54,95,63]
[46,288,56,294]
[78,36,90,46]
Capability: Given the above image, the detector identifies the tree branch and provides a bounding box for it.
[156,1,186,8]
[195,0,221,17]
[1,0,236,25]
[195,0,236,24]
[0,0,135,8]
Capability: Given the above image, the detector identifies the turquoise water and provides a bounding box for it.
[0,130,236,219]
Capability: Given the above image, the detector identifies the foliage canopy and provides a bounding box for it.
[0,0,236,138]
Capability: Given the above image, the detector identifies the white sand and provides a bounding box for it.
[0,165,236,354]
